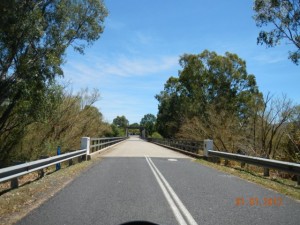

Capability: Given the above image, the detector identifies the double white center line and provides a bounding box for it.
[145,156,198,225]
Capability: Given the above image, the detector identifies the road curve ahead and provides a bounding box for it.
[17,137,300,225]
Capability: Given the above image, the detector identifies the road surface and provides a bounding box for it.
[17,137,300,225]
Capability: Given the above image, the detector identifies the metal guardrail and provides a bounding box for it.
[90,137,127,153]
[0,136,128,189]
[149,138,300,179]
[208,150,300,175]
[0,149,86,184]
[148,138,203,154]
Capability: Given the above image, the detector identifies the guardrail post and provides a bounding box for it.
[68,159,73,166]
[56,146,61,171]
[39,156,48,177]
[204,139,213,157]
[10,161,24,189]
[11,178,19,189]
[81,137,91,160]
[263,155,270,177]
[237,149,246,168]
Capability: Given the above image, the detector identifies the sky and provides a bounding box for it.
[61,0,299,124]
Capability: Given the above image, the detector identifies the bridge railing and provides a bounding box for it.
[148,138,203,156]
[0,136,127,189]
[90,137,127,154]
[149,138,300,183]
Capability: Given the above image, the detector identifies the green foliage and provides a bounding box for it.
[0,0,108,154]
[113,115,129,129]
[156,50,261,139]
[110,124,125,137]
[0,86,112,166]
[130,123,140,127]
[140,114,156,136]
[151,132,163,139]
[156,50,298,162]
[0,82,63,164]
[155,77,183,137]
[253,0,300,64]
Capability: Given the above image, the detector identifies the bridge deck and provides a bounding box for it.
[103,136,190,158]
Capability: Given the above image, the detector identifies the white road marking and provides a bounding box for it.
[168,159,178,161]
[145,156,187,225]
[145,156,198,225]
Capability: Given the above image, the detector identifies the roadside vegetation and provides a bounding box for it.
[153,0,300,187]
[0,84,113,167]
[155,50,300,166]
[0,0,108,167]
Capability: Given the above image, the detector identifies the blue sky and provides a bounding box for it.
[62,0,299,124]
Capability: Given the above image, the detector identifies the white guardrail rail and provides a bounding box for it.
[0,136,127,188]
[207,150,300,175]
[0,149,86,184]
[148,138,300,183]
[202,139,300,176]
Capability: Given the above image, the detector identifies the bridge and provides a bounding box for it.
[125,126,146,139]
[1,136,300,225]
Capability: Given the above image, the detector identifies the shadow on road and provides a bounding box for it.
[119,221,159,225]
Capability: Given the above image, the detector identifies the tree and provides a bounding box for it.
[113,116,129,129]
[284,105,300,162]
[251,93,294,176]
[257,94,294,159]
[253,0,300,64]
[0,0,108,137]
[140,114,156,136]
[178,51,260,119]
[155,77,187,138]
[0,82,64,164]
[156,50,261,139]
[130,123,140,127]
[1,86,112,165]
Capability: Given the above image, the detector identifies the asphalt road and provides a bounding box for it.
[17,137,300,225]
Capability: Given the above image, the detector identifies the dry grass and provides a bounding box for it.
[196,158,300,201]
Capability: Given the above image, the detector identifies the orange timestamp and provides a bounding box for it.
[235,197,283,207]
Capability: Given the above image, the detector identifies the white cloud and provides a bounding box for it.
[252,53,286,64]
[106,18,126,31]
[135,31,156,45]
[95,92,157,123]
[98,55,178,77]
[62,54,179,123]
[65,54,179,80]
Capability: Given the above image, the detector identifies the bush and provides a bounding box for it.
[151,132,163,139]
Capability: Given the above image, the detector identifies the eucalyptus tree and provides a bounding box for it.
[253,0,300,64]
[0,0,108,164]
[156,50,262,146]
[140,114,156,136]
[113,116,129,129]
[0,0,107,132]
